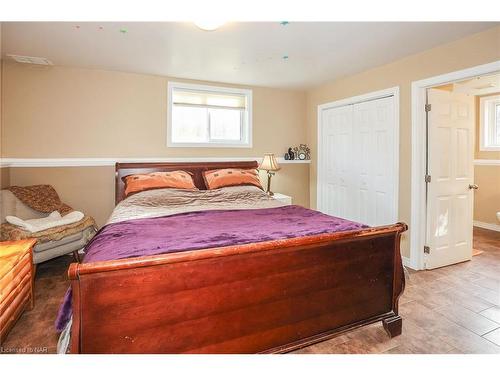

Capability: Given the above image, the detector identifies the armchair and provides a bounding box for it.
[0,189,96,264]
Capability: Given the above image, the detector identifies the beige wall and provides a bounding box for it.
[2,62,306,158]
[0,23,6,189]
[10,166,114,226]
[474,93,500,226]
[0,167,8,189]
[474,166,500,225]
[306,26,500,258]
[0,22,2,159]
[1,62,309,225]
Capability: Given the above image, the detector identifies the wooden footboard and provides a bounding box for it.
[68,223,407,353]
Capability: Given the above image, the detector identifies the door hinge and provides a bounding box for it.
[424,246,430,254]
[425,174,431,183]
[425,104,432,112]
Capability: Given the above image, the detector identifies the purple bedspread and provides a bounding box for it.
[55,205,367,331]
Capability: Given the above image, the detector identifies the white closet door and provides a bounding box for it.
[353,97,396,226]
[319,105,354,220]
[319,96,396,226]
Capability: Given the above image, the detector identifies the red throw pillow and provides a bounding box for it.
[203,168,263,190]
[124,171,196,197]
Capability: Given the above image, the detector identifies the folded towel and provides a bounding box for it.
[6,211,85,233]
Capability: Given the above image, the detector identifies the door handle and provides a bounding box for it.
[469,184,479,190]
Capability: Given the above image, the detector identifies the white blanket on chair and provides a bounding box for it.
[6,211,84,233]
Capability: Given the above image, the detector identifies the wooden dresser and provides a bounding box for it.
[0,239,36,345]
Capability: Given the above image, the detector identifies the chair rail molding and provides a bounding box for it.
[474,159,500,166]
[0,157,311,168]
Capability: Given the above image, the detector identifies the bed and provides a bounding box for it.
[61,161,407,354]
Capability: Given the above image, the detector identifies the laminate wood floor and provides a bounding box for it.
[1,227,499,354]
[295,227,500,354]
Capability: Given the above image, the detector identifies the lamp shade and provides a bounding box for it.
[259,154,280,171]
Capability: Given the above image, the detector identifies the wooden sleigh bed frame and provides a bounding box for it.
[68,161,408,354]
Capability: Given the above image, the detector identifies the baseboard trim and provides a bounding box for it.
[0,157,311,168]
[473,220,500,232]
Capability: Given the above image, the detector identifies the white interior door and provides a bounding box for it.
[318,95,397,226]
[426,88,475,269]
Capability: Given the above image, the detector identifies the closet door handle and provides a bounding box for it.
[469,184,479,190]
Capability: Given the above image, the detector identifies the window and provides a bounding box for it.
[480,94,500,151]
[167,82,252,147]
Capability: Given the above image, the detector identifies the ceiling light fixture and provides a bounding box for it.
[194,20,226,31]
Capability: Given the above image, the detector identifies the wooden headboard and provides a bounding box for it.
[115,161,259,205]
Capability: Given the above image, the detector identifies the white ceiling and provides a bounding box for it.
[1,22,498,89]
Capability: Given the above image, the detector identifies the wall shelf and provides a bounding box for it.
[278,159,311,164]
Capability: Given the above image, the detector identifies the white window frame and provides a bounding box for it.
[479,94,500,151]
[167,81,253,148]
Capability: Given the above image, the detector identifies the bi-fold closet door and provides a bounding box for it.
[318,96,397,226]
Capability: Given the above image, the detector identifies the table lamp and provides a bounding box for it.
[259,153,281,196]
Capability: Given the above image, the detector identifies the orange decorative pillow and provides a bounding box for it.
[203,168,263,190]
[124,171,196,197]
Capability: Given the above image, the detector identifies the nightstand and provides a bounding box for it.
[0,239,36,345]
[272,193,292,205]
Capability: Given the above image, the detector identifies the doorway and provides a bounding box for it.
[411,61,500,270]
